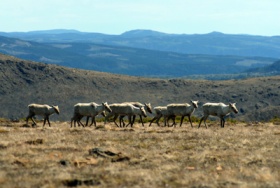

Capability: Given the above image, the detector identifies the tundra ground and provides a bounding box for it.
[0,119,279,188]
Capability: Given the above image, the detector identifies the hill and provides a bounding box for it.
[0,35,276,78]
[1,53,280,122]
[1,29,280,58]
[246,60,280,74]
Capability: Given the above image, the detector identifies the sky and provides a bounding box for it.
[0,0,279,36]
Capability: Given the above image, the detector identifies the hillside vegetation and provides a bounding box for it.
[1,53,280,122]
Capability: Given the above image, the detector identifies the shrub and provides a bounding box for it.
[270,117,280,125]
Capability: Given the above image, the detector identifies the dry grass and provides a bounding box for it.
[2,56,280,122]
[0,120,280,188]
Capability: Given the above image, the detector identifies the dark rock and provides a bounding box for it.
[59,160,69,166]
[62,179,101,187]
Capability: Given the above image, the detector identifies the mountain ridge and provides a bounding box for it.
[0,35,277,79]
[1,29,280,58]
[247,60,280,73]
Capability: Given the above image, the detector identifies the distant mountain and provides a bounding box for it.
[0,35,91,68]
[1,29,280,58]
[246,60,280,74]
[25,29,81,34]
[0,35,276,78]
[0,30,111,43]
[121,29,168,37]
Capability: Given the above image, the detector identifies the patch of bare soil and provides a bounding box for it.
[0,120,279,187]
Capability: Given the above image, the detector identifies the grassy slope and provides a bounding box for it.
[1,53,280,122]
[0,121,279,187]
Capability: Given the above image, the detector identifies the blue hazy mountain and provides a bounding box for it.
[1,29,280,58]
[0,29,279,78]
